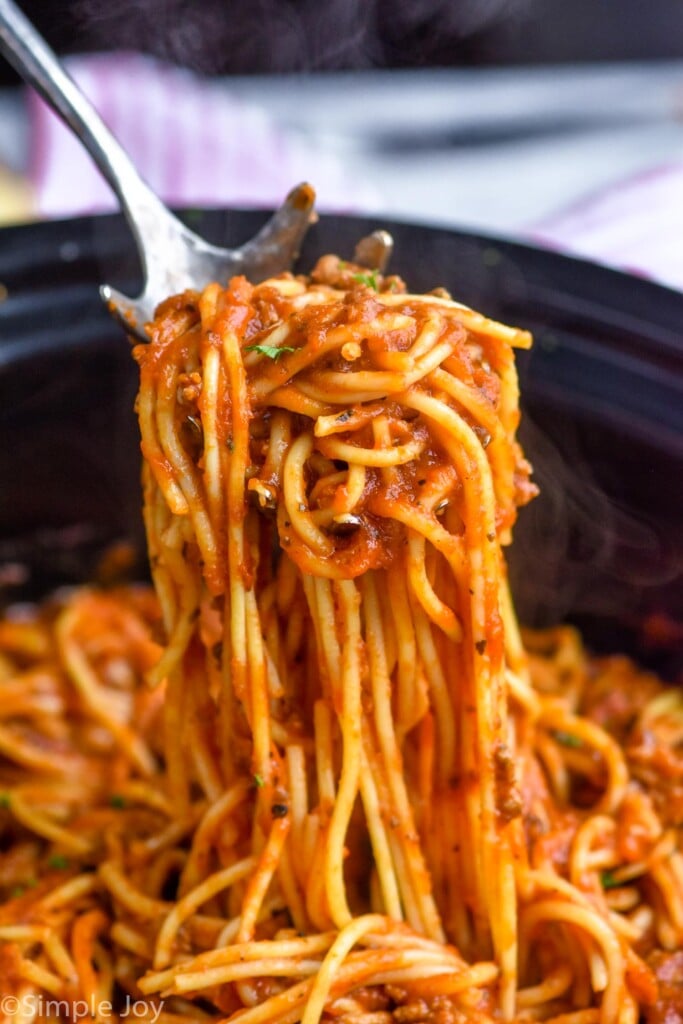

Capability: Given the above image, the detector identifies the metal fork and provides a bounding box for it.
[0,0,317,341]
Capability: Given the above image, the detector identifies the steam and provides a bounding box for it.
[510,412,680,630]
[70,0,526,72]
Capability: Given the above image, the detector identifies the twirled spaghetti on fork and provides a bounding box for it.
[0,256,681,1024]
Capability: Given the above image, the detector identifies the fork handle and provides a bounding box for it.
[0,0,179,262]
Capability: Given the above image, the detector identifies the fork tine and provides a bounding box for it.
[238,182,317,279]
[353,230,394,273]
[100,284,146,338]
[100,185,318,341]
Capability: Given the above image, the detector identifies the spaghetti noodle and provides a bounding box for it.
[0,256,681,1024]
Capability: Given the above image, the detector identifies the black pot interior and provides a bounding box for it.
[1,210,682,676]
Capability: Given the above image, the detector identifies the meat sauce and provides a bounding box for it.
[139,260,535,585]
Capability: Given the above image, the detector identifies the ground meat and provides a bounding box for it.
[493,741,522,822]
[580,657,661,743]
[646,951,683,1024]
[626,730,683,827]
[0,941,21,990]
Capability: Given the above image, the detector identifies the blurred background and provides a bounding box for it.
[2,0,683,286]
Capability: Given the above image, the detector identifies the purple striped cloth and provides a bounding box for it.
[531,163,683,292]
[29,54,380,217]
[29,55,683,292]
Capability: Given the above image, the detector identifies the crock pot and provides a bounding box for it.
[1,209,681,674]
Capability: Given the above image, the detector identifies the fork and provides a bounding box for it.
[0,0,317,341]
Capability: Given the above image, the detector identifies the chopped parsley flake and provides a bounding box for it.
[0,793,10,809]
[601,870,620,890]
[553,731,582,749]
[245,344,296,360]
[253,774,265,788]
[109,794,127,809]
[352,270,379,290]
[10,879,37,898]
[48,854,69,870]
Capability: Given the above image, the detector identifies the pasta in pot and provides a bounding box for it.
[0,257,680,1024]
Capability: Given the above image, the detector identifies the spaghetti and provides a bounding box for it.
[0,256,681,1024]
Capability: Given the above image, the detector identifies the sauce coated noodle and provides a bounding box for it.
[0,257,681,1024]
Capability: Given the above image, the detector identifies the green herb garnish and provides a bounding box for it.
[553,731,582,749]
[48,854,69,870]
[0,793,11,809]
[109,794,127,809]
[244,344,296,360]
[352,270,379,290]
[253,774,265,788]
[601,870,620,890]
[9,878,36,898]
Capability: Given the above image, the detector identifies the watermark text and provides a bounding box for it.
[1,994,163,1022]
